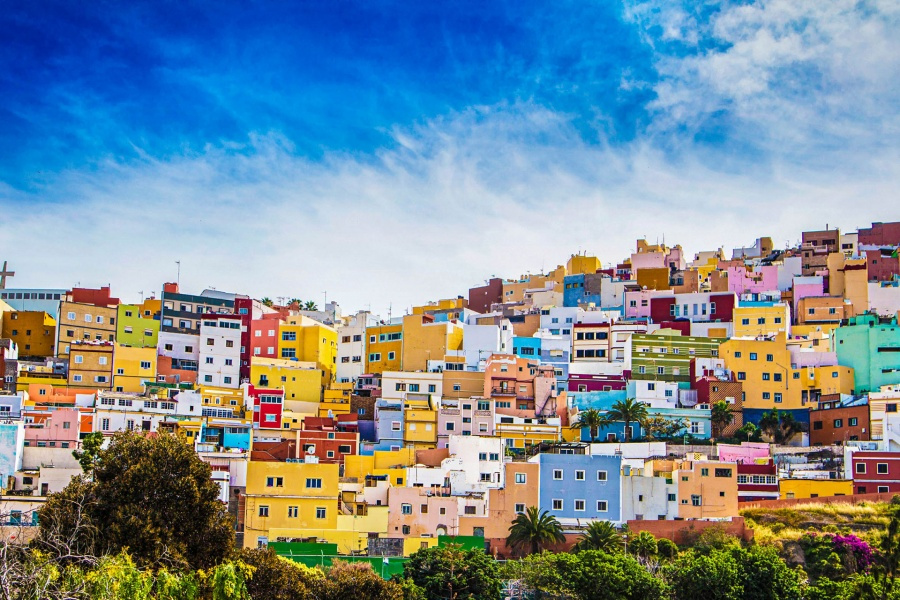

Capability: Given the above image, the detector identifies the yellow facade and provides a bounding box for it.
[199,385,245,412]
[56,301,117,359]
[501,265,566,303]
[796,365,854,401]
[15,366,67,394]
[67,343,115,390]
[412,297,467,315]
[842,258,869,316]
[1,311,56,357]
[404,396,438,448]
[250,357,321,407]
[442,370,484,400]
[365,323,403,373]
[112,344,157,392]
[277,317,337,387]
[495,421,560,449]
[319,383,352,417]
[566,255,601,276]
[792,324,839,352]
[344,449,417,483]
[400,314,464,373]
[732,304,790,338]
[779,478,853,499]
[243,461,340,547]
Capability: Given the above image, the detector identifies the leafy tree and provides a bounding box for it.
[710,401,735,439]
[519,550,667,600]
[690,524,742,555]
[507,507,565,555]
[239,548,320,600]
[758,409,803,445]
[604,398,648,442]
[571,408,606,441]
[318,561,402,600]
[741,545,803,600]
[573,521,622,553]
[289,298,303,307]
[667,549,744,600]
[38,431,234,570]
[260,297,274,307]
[72,432,105,475]
[737,421,763,443]
[656,538,679,560]
[628,531,658,559]
[402,545,501,600]
[304,301,318,311]
[642,416,689,440]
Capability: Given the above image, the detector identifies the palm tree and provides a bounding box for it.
[759,409,802,445]
[260,297,273,307]
[507,506,565,555]
[605,398,649,442]
[571,408,606,442]
[710,400,735,440]
[304,301,318,311]
[289,298,302,307]
[573,521,622,553]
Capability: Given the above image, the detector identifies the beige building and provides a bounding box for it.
[67,342,115,391]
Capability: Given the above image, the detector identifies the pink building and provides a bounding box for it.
[387,486,460,537]
[717,442,770,464]
[437,398,494,448]
[568,373,627,393]
[24,407,82,446]
[791,276,825,318]
[249,313,283,360]
[725,265,779,296]
[624,289,673,320]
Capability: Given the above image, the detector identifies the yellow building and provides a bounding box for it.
[112,344,157,392]
[443,370,484,399]
[721,334,854,410]
[67,342,115,391]
[732,304,790,338]
[199,385,245,415]
[566,254,601,276]
[57,301,117,359]
[495,419,560,449]
[250,356,321,410]
[404,395,438,448]
[15,364,67,393]
[1,310,56,357]
[779,478,853,499]
[501,265,566,303]
[365,323,403,373]
[674,459,739,519]
[412,297,467,316]
[277,316,337,387]
[842,258,869,317]
[344,448,416,486]
[400,314,464,373]
[243,460,340,547]
[319,383,353,417]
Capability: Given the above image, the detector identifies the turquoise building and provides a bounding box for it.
[834,315,900,393]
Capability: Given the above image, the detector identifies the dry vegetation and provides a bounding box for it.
[741,501,891,547]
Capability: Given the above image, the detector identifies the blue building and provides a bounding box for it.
[512,337,541,360]
[198,421,251,450]
[536,453,623,523]
[563,275,599,308]
[373,400,404,451]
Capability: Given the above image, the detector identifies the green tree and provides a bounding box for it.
[758,409,803,445]
[72,431,105,475]
[628,531,658,559]
[38,431,234,570]
[604,398,649,442]
[710,401,735,439]
[573,521,622,553]
[741,545,803,600]
[317,561,402,600]
[571,408,606,441]
[656,538,679,560]
[642,416,689,440]
[239,548,319,600]
[667,549,743,600]
[261,297,274,307]
[507,507,566,556]
[737,421,763,443]
[519,551,666,600]
[402,545,501,600]
[304,301,318,311]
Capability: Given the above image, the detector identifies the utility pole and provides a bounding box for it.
[175,260,181,287]
[0,261,15,289]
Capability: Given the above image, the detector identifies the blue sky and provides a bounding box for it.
[1,1,898,314]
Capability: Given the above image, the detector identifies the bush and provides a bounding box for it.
[656,538,678,559]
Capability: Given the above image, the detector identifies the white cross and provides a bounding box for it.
[0,261,14,289]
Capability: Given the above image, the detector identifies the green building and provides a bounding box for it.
[631,329,726,383]
[834,314,900,393]
[116,302,161,348]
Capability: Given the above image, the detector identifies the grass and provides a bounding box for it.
[740,501,892,547]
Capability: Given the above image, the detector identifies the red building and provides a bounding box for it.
[69,286,120,306]
[567,373,627,393]
[247,385,284,430]
[297,426,359,464]
[736,460,779,501]
[859,221,900,247]
[233,296,253,382]
[249,313,283,361]
[649,292,736,325]
[809,399,869,446]
[468,278,503,314]
[851,452,900,494]
[866,248,900,283]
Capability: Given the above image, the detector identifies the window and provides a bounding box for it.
[762,373,770,381]
[515,503,526,514]
[391,421,401,431]
[574,499,585,511]
[401,504,412,515]
[596,500,608,512]
[691,495,702,506]
[316,507,326,519]
[553,469,563,480]
[834,419,843,428]
[84,314,92,323]
[856,463,866,474]
[575,470,585,481]
[288,506,298,518]
[889,404,898,413]
[140,361,151,370]
[282,331,296,341]
[306,478,323,489]
[515,473,526,484]
[667,493,676,502]
[878,463,889,474]
[552,499,563,511]
[849,417,858,426]
[74,355,84,364]
[266,477,284,487]
[714,468,732,477]
[737,372,746,381]
[445,422,455,431]
[258,506,269,517]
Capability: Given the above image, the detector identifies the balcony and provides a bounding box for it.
[491,387,516,396]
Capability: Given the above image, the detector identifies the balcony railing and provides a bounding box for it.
[491,387,516,396]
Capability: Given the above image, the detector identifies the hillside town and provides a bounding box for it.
[2,220,900,564]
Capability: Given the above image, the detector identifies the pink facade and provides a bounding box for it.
[568,373,627,392]
[24,408,82,444]
[437,399,494,448]
[717,442,770,464]
[249,313,282,360]
[792,277,825,316]
[624,289,673,319]
[387,487,460,537]
[725,265,779,295]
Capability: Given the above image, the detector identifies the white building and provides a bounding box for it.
[198,316,242,388]
[336,310,379,384]
[381,371,443,403]
[93,390,202,435]
[460,322,512,371]
[157,330,200,378]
